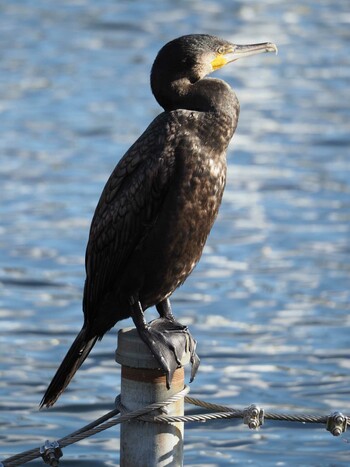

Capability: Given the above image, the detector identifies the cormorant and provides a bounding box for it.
[41,34,277,407]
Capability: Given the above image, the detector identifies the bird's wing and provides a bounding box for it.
[83,112,179,322]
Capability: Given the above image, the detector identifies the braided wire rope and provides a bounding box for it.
[1,386,349,466]
[1,387,189,466]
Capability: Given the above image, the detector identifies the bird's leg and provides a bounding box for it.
[156,298,189,337]
[129,297,200,388]
[155,299,201,383]
[155,298,187,365]
[156,298,176,322]
[129,297,177,386]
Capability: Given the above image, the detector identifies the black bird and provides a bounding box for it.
[41,34,277,407]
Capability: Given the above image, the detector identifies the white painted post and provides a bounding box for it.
[115,327,190,467]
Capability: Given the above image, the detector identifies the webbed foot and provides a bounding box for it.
[130,299,200,388]
[148,317,200,387]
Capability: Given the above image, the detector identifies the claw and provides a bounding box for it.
[190,351,200,382]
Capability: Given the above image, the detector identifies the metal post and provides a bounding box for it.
[115,327,190,467]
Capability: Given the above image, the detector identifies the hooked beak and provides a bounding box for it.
[226,42,278,62]
[211,42,278,70]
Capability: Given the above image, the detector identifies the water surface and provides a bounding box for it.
[1,0,350,465]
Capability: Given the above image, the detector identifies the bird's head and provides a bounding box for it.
[151,34,277,110]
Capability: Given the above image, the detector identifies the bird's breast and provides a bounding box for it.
[138,142,227,307]
[122,110,234,308]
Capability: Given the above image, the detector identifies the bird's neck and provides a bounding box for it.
[155,77,239,120]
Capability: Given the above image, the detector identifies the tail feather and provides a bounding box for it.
[40,328,98,408]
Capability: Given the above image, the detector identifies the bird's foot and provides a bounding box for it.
[138,317,200,388]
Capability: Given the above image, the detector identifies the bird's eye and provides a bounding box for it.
[217,46,225,55]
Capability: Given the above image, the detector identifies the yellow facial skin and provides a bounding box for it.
[211,54,228,70]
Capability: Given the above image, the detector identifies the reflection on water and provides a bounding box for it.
[1,1,350,465]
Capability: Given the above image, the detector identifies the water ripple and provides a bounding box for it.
[1,0,350,465]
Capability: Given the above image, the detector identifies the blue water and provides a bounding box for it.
[1,0,350,465]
